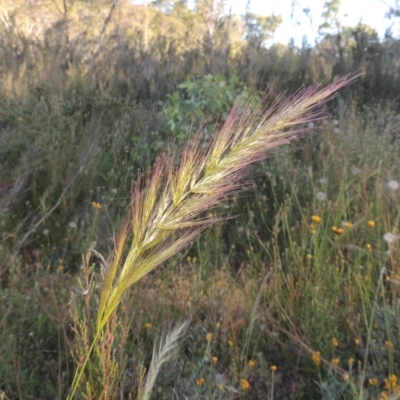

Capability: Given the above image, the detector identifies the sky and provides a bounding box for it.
[227,0,400,46]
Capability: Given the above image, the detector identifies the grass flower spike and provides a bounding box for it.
[96,76,355,334]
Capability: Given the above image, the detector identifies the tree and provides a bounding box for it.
[318,0,344,37]
[243,12,282,47]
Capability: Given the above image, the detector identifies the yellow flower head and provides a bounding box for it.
[331,337,339,347]
[344,221,353,228]
[228,340,234,347]
[384,374,398,390]
[385,340,394,349]
[270,365,277,372]
[248,360,256,368]
[91,201,102,209]
[311,215,322,223]
[212,356,218,364]
[332,358,340,366]
[306,254,313,260]
[196,378,205,386]
[369,378,378,386]
[240,379,250,390]
[206,333,212,342]
[312,351,321,366]
[348,358,355,366]
[145,323,152,329]
[366,243,372,250]
[380,391,389,400]
[368,220,376,228]
[332,226,345,235]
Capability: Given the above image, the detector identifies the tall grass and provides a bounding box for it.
[67,76,356,399]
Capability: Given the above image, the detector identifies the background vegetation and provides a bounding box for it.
[1,0,400,398]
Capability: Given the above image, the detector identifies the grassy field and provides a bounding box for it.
[1,1,400,397]
[1,78,400,399]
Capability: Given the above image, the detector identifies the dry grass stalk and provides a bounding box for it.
[138,320,190,400]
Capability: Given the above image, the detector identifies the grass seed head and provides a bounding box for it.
[96,75,358,333]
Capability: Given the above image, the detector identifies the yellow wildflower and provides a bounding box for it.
[240,379,250,390]
[332,226,345,235]
[212,356,218,364]
[215,323,221,329]
[384,374,397,390]
[348,358,355,366]
[380,391,389,400]
[366,243,372,250]
[306,254,313,260]
[344,221,353,228]
[91,201,102,209]
[369,378,378,386]
[145,323,152,329]
[312,352,321,366]
[248,360,256,368]
[196,378,205,386]
[311,215,322,223]
[206,333,212,342]
[270,365,277,372]
[368,220,376,228]
[332,358,340,366]
[331,337,339,347]
[385,340,394,349]
[355,338,361,345]
[228,340,234,347]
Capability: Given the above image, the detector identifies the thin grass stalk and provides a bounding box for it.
[241,272,271,363]
[137,320,190,400]
[67,75,358,399]
[358,266,386,400]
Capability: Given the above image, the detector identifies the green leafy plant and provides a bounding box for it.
[158,74,258,141]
